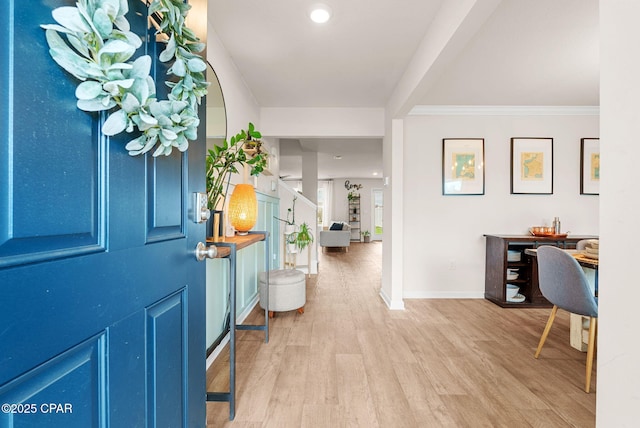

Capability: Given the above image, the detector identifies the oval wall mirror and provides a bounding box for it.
[206,61,226,147]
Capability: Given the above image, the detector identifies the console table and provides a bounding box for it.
[484,234,598,308]
[205,231,270,420]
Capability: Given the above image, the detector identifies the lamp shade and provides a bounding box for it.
[228,184,257,234]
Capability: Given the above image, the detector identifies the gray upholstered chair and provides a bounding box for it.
[534,245,598,393]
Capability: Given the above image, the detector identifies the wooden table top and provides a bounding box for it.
[206,233,266,259]
[525,248,598,269]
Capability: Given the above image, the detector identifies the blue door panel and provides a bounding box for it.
[0,0,104,268]
[146,290,186,426]
[1,240,192,383]
[147,154,185,241]
[107,141,148,250]
[107,311,146,427]
[0,332,106,427]
[1,1,207,426]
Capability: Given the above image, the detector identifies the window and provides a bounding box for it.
[317,180,333,228]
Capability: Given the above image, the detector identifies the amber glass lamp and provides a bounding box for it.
[228,183,257,235]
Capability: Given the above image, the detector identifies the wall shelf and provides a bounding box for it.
[348,196,361,241]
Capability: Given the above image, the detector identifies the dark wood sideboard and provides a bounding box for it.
[483,234,598,308]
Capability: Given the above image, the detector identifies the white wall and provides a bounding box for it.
[261,108,385,138]
[206,26,279,199]
[402,113,599,298]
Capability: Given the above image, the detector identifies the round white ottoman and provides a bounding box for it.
[259,269,306,317]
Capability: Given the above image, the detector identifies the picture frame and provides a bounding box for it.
[580,138,600,195]
[510,137,553,194]
[442,138,485,195]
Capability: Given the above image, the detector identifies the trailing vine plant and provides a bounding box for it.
[40,0,208,157]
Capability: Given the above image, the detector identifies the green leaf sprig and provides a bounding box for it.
[41,0,208,157]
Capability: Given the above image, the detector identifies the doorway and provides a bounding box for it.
[372,188,383,241]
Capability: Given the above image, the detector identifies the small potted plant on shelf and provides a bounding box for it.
[295,222,314,252]
[361,230,371,243]
[240,122,265,157]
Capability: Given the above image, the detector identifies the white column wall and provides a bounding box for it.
[379,119,406,310]
[302,151,318,205]
[597,1,640,424]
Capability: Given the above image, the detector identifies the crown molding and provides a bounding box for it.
[408,105,600,116]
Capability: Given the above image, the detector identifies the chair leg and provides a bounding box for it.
[535,305,559,359]
[585,317,597,393]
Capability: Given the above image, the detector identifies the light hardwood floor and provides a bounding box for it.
[206,242,596,427]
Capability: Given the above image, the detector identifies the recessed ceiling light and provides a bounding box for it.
[309,4,332,23]
[372,172,379,176]
[333,155,342,160]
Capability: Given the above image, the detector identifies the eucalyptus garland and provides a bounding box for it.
[41,0,208,156]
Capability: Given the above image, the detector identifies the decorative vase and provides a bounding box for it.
[207,210,224,242]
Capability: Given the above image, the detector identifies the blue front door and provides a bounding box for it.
[0,1,207,426]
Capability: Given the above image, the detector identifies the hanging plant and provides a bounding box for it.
[295,222,314,252]
[40,0,208,157]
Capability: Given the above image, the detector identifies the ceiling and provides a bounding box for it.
[208,0,599,180]
[279,138,383,180]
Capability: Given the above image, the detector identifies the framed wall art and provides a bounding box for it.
[580,138,600,195]
[510,137,553,194]
[442,138,485,195]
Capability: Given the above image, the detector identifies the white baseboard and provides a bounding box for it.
[379,288,405,310]
[403,291,485,299]
[206,334,229,369]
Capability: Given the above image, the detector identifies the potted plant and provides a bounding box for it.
[206,122,267,212]
[241,122,265,157]
[275,197,299,260]
[276,196,297,234]
[361,230,371,243]
[206,123,266,239]
[296,222,314,252]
